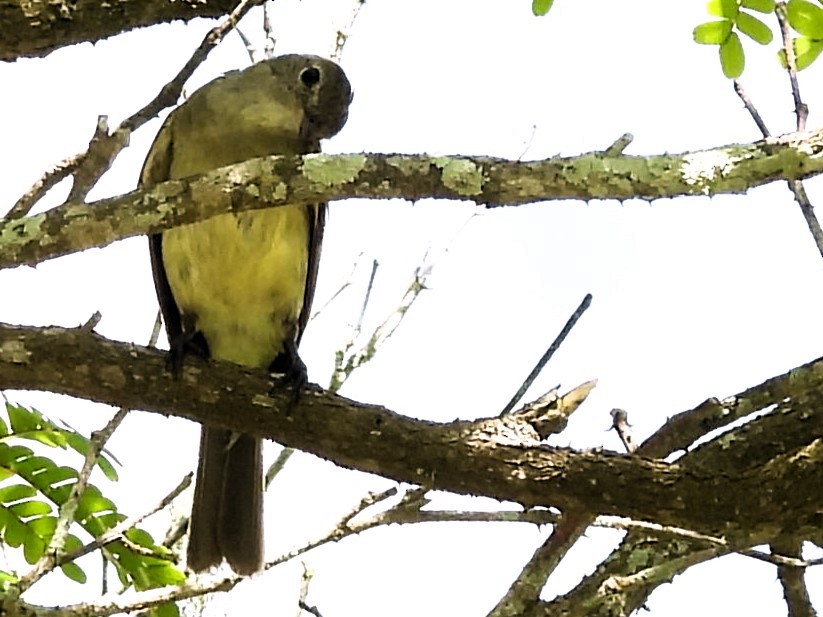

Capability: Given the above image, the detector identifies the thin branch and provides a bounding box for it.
[603,133,634,156]
[487,511,589,617]
[499,293,592,415]
[81,311,103,333]
[733,80,770,138]
[55,474,192,569]
[264,446,295,489]
[234,26,258,64]
[262,1,277,59]
[610,408,637,454]
[772,538,816,617]
[517,124,538,161]
[331,0,366,62]
[4,154,84,220]
[297,564,324,617]
[355,258,379,333]
[6,0,266,217]
[773,2,823,262]
[776,2,809,132]
[309,253,365,322]
[330,258,428,391]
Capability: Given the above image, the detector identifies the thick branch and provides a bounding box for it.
[0,0,241,61]
[3,129,823,268]
[0,323,820,542]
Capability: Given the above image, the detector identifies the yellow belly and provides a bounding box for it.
[162,206,309,368]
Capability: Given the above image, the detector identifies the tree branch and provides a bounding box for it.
[4,128,823,268]
[0,322,820,543]
[0,0,243,61]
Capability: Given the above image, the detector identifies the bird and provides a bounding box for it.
[141,54,352,574]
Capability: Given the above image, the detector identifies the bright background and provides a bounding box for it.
[1,0,822,614]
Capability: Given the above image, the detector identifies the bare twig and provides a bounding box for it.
[81,311,103,333]
[331,0,366,62]
[330,259,430,391]
[610,408,637,454]
[517,124,538,161]
[788,179,823,260]
[8,0,266,216]
[297,564,324,617]
[309,253,365,322]
[773,2,823,261]
[55,474,192,569]
[298,601,324,617]
[262,2,277,59]
[487,510,590,617]
[149,310,163,348]
[264,446,296,489]
[235,26,258,63]
[772,537,816,617]
[776,3,808,131]
[4,154,84,220]
[732,81,770,138]
[603,133,634,156]
[355,258,379,333]
[499,293,593,416]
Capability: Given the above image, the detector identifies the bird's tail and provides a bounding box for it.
[188,427,263,575]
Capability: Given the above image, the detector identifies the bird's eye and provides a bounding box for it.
[300,67,321,88]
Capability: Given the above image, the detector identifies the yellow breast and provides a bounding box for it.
[162,206,310,368]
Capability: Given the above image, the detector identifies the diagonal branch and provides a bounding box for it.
[0,322,820,541]
[4,129,823,268]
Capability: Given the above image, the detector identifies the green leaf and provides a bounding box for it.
[0,484,37,504]
[795,35,823,67]
[27,516,56,537]
[6,405,42,433]
[0,570,18,587]
[707,0,741,18]
[742,0,776,11]
[23,531,45,564]
[150,603,180,617]
[736,11,774,42]
[694,19,734,43]
[10,500,52,518]
[3,511,26,547]
[532,0,555,16]
[60,562,87,584]
[126,528,157,548]
[720,31,746,76]
[786,0,823,36]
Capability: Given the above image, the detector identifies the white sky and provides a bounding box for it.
[1,0,822,615]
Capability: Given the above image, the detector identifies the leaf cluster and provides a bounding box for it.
[0,401,184,600]
[693,0,823,76]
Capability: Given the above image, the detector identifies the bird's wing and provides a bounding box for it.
[296,202,326,345]
[141,118,184,346]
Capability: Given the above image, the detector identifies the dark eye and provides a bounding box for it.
[300,67,321,87]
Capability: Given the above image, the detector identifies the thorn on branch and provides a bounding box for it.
[610,408,637,454]
[81,311,103,333]
[602,133,634,156]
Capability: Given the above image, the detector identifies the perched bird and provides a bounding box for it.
[141,55,352,574]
